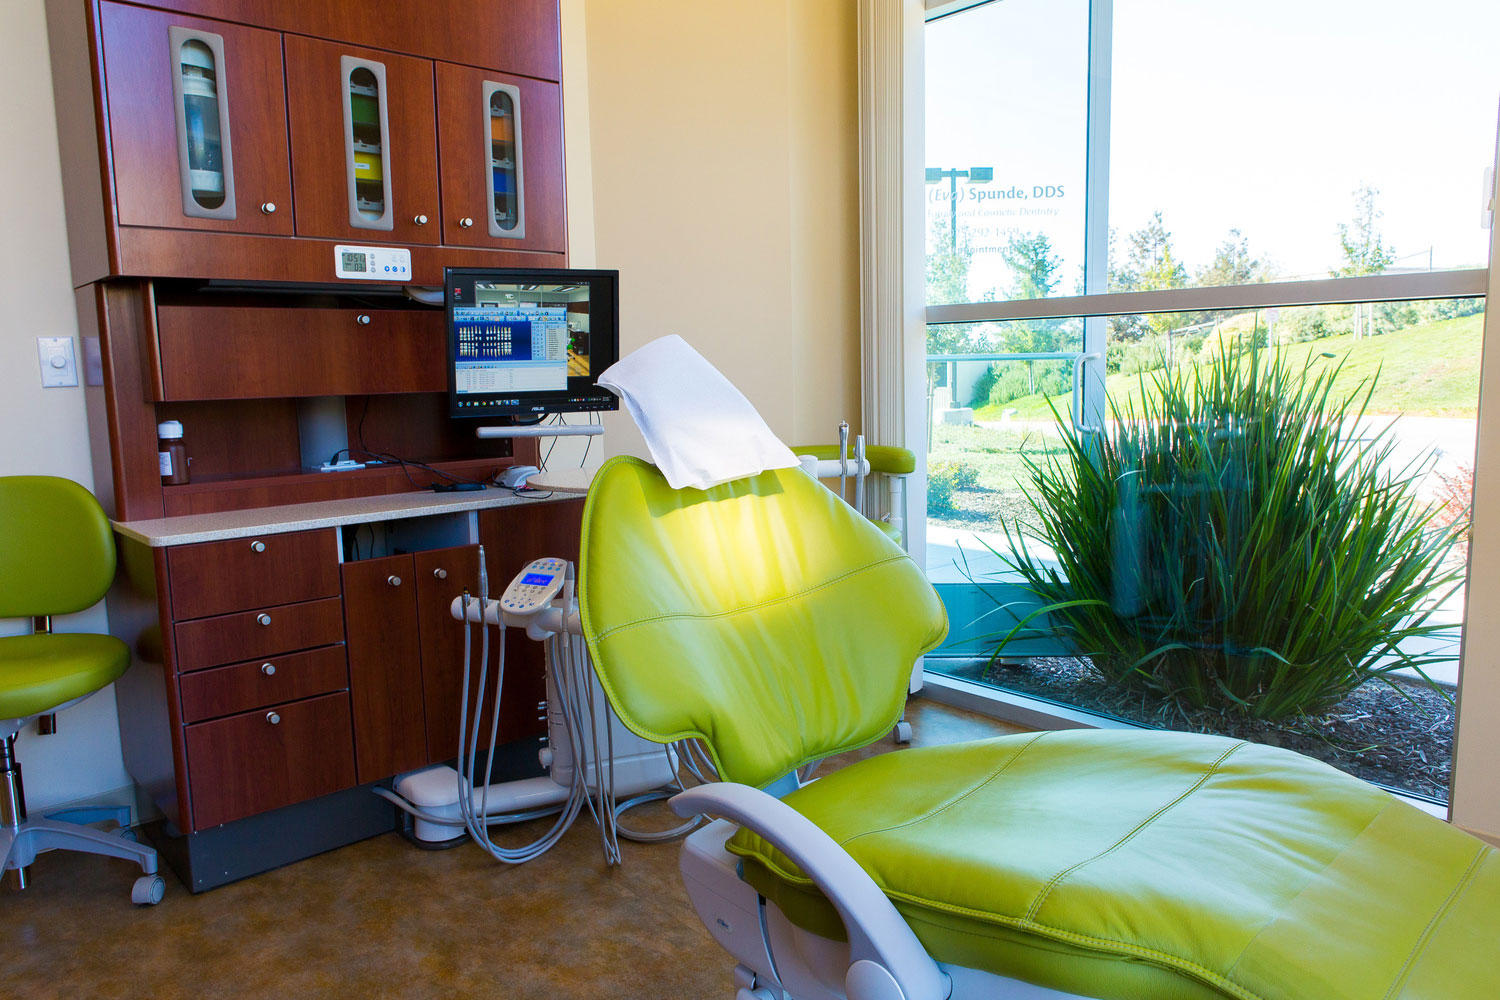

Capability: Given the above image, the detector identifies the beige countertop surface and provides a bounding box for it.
[113,486,582,547]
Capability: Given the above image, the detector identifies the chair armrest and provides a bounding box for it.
[672,782,950,1000]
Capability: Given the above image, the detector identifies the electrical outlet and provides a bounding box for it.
[37,337,78,388]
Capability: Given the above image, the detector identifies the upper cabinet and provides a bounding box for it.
[99,2,293,236]
[54,0,566,283]
[436,62,565,255]
[283,37,441,246]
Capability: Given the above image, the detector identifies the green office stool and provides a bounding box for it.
[0,476,164,905]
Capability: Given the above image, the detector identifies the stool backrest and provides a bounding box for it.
[0,476,118,618]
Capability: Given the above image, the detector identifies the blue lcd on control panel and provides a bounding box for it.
[521,572,553,586]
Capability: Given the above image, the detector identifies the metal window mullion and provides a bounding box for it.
[925,268,1490,326]
[1080,0,1113,431]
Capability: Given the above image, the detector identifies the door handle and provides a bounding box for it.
[1071,351,1104,434]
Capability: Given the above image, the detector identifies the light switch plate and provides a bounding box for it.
[37,336,78,388]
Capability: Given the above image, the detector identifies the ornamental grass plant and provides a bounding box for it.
[990,341,1464,720]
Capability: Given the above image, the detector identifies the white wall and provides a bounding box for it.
[577,0,863,461]
[2,0,132,811]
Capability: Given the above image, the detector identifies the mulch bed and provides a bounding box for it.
[949,656,1454,802]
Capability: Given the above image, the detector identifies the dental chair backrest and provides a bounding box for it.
[579,456,948,790]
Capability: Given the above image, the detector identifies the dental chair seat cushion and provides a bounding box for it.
[728,729,1498,1000]
[0,632,130,720]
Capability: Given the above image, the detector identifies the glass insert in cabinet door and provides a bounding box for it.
[179,39,225,211]
[489,88,519,232]
[349,66,386,220]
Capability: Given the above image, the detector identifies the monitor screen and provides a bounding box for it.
[446,267,620,418]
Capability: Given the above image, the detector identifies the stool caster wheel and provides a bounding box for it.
[893,721,913,744]
[115,826,138,842]
[132,875,165,905]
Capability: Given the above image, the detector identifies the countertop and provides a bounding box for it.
[113,487,580,547]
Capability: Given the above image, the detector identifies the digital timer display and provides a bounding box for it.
[341,251,368,272]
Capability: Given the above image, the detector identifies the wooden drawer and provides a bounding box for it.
[168,529,340,620]
[155,304,447,400]
[174,597,346,673]
[179,644,349,724]
[184,692,357,830]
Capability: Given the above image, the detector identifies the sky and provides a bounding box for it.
[925,0,1500,300]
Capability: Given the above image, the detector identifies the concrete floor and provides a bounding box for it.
[1,698,1021,1000]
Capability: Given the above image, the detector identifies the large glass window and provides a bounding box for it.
[922,0,1499,806]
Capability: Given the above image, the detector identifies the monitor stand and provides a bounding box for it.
[475,424,604,440]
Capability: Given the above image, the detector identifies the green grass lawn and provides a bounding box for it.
[974,312,1484,422]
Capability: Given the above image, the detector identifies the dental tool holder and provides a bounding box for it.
[386,555,680,864]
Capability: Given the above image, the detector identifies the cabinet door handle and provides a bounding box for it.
[266,711,281,725]
[458,217,474,229]
[261,662,276,676]
[387,575,402,587]
[356,314,372,325]
[256,613,272,626]
[250,540,266,553]
[260,202,277,215]
[413,214,429,225]
[433,568,447,580]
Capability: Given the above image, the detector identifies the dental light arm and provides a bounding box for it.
[671,783,951,1000]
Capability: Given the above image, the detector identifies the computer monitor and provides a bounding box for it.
[445,267,620,419]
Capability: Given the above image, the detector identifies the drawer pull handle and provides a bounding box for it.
[387,575,402,587]
[414,214,429,225]
[433,568,447,580]
[256,613,272,626]
[266,712,281,725]
[459,217,474,229]
[250,540,266,553]
[261,663,276,676]
[260,202,277,215]
[356,314,372,325]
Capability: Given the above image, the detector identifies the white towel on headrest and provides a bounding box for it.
[598,335,799,490]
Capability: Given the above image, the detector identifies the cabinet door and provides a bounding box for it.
[98,2,292,235]
[414,545,544,766]
[475,500,585,744]
[284,36,441,246]
[435,62,565,253]
[342,553,427,781]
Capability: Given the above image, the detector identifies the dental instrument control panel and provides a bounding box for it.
[500,558,567,615]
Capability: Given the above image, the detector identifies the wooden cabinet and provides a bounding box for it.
[179,644,350,724]
[155,303,448,400]
[98,1,293,236]
[184,692,357,829]
[166,528,341,618]
[173,597,346,673]
[436,62,566,254]
[283,36,441,246]
[342,553,428,782]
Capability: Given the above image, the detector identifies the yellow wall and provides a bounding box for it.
[573,0,862,457]
[2,0,132,811]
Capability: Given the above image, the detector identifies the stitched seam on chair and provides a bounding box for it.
[1379,844,1488,1000]
[589,554,914,642]
[898,913,1261,1000]
[836,732,1050,849]
[1023,741,1246,923]
[727,851,1267,1000]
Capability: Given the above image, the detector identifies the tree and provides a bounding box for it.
[1198,229,1263,287]
[1120,211,1190,357]
[999,231,1065,393]
[1334,186,1395,278]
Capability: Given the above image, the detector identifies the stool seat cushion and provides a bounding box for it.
[728,729,1499,1000]
[0,633,130,720]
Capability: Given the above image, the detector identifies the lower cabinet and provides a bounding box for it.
[183,692,357,829]
[342,552,428,782]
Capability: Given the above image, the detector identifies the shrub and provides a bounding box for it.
[928,459,979,513]
[990,346,1463,720]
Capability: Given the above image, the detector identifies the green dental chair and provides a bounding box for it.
[579,456,1498,1000]
[1,476,165,905]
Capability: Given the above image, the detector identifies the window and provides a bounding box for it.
[921,0,1499,806]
